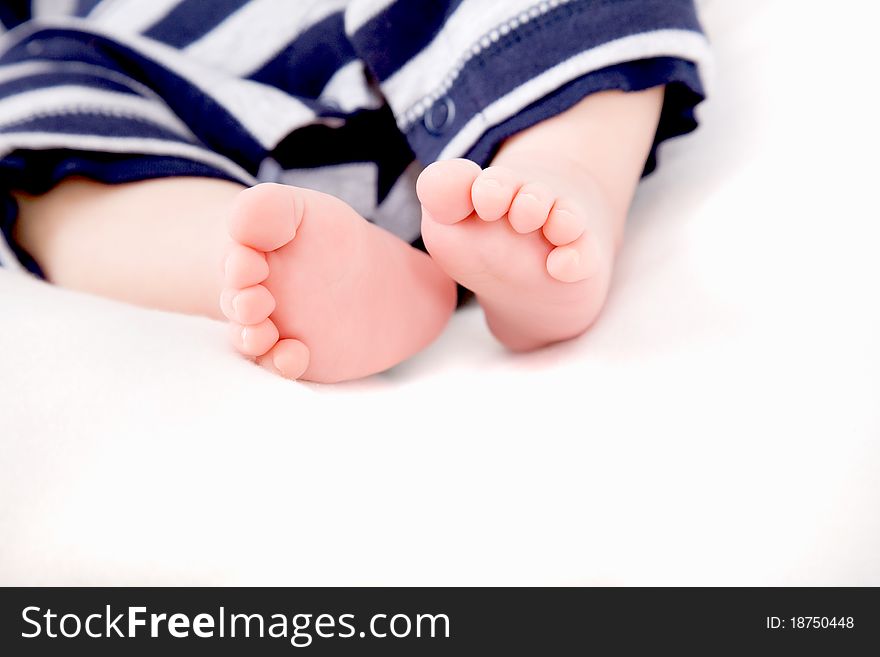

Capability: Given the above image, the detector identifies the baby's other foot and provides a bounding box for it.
[416,158,617,351]
[222,183,456,382]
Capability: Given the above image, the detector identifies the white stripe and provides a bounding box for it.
[0,132,257,184]
[0,60,175,104]
[184,0,348,77]
[32,0,78,19]
[208,76,321,148]
[381,0,544,121]
[438,29,714,160]
[344,0,396,34]
[0,17,320,149]
[318,61,382,113]
[0,86,197,140]
[0,61,63,84]
[89,0,183,33]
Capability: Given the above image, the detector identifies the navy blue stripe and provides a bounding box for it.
[75,0,104,17]
[0,191,44,276]
[648,60,704,174]
[457,58,704,175]
[349,0,465,81]
[0,1,30,30]
[143,0,251,48]
[404,0,702,161]
[0,71,141,99]
[460,0,701,111]
[0,28,267,172]
[249,12,355,100]
[0,150,241,196]
[0,113,196,142]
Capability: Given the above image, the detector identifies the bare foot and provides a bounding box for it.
[221,183,456,382]
[416,158,618,351]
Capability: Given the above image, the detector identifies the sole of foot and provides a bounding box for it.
[416,158,616,351]
[221,183,456,382]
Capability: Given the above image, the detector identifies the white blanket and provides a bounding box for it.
[2,0,878,585]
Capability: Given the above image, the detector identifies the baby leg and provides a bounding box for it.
[14,177,457,382]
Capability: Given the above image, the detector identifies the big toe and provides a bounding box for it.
[416,158,482,224]
[229,183,304,252]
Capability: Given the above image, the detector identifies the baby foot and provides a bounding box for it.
[416,158,617,351]
[221,183,456,382]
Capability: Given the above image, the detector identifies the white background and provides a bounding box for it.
[1,0,878,584]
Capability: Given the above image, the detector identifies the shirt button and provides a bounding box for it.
[424,96,456,136]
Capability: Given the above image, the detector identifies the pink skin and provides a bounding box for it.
[14,88,663,382]
[218,157,611,379]
[414,86,665,352]
[416,158,613,351]
[219,88,662,377]
[219,183,457,383]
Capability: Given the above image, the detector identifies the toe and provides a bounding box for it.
[257,338,310,380]
[546,232,601,283]
[508,182,555,234]
[219,288,235,319]
[224,243,269,288]
[220,285,276,324]
[416,158,482,224]
[542,202,586,246]
[229,183,304,252]
[471,166,521,221]
[229,318,280,357]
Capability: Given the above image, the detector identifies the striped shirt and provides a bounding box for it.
[0,0,710,276]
